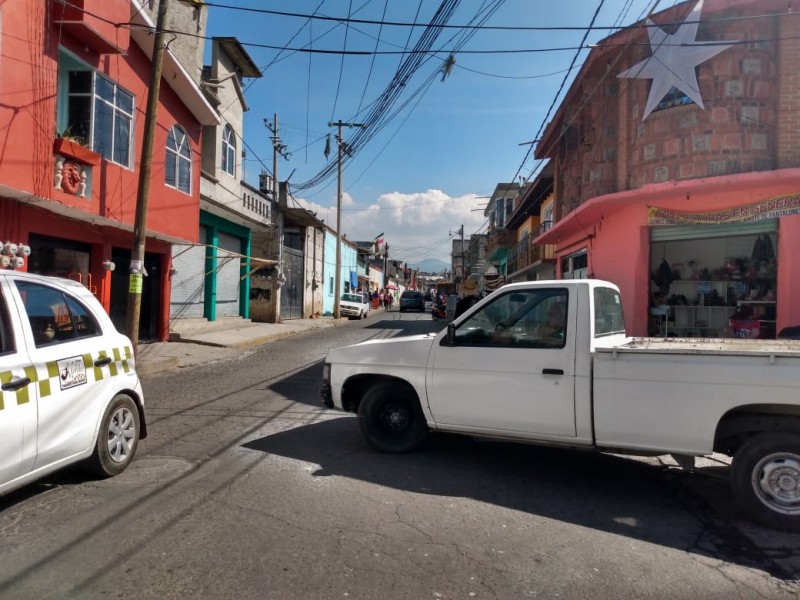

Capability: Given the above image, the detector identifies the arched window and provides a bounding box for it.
[221,124,236,176]
[165,125,191,193]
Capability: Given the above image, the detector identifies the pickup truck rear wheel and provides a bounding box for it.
[731,433,800,532]
[358,382,429,453]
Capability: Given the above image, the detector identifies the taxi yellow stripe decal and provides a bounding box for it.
[0,346,134,411]
[39,377,52,398]
[47,361,59,378]
[94,350,108,381]
[0,370,7,411]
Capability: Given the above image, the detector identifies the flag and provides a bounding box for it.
[374,232,384,246]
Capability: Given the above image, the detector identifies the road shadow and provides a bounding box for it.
[364,318,443,335]
[267,361,327,408]
[243,417,800,581]
[0,464,100,510]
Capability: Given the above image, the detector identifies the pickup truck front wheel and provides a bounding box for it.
[358,382,429,453]
[731,433,800,532]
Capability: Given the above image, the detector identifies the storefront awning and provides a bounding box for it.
[534,168,800,246]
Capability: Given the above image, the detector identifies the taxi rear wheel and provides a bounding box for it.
[88,393,141,477]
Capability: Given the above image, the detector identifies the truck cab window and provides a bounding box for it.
[593,287,626,337]
[453,288,568,348]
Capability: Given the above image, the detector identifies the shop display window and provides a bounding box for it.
[649,232,777,338]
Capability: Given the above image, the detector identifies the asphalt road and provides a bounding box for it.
[1,309,798,599]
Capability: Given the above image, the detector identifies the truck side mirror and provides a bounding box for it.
[443,323,456,346]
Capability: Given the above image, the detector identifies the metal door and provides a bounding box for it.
[280,231,304,320]
[170,228,206,319]
[215,232,241,317]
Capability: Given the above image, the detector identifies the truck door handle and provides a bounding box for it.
[2,377,31,391]
[542,368,564,375]
[94,357,113,367]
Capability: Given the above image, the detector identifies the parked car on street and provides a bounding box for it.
[399,290,425,313]
[339,292,369,319]
[0,270,147,496]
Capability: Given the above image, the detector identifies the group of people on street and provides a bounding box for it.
[369,289,394,309]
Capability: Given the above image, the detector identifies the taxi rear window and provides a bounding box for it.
[0,291,15,355]
[16,281,101,347]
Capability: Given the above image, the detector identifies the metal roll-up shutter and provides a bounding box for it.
[216,232,241,317]
[170,228,207,319]
[650,220,777,242]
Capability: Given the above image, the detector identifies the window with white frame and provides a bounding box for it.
[543,201,553,225]
[165,125,191,193]
[221,125,236,176]
[62,64,133,167]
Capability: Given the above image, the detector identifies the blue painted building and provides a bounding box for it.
[322,227,359,316]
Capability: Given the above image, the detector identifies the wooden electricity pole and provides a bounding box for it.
[328,119,364,318]
[127,0,169,350]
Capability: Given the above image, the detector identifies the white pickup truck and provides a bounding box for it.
[321,279,800,531]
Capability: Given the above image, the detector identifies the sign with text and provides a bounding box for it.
[648,194,800,225]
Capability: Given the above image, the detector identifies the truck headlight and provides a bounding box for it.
[322,362,331,383]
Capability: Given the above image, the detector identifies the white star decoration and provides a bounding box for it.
[618,0,736,120]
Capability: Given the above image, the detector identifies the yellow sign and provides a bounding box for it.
[648,194,800,225]
[129,273,143,294]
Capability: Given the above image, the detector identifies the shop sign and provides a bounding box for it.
[648,194,800,225]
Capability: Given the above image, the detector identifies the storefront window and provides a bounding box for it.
[561,250,588,279]
[27,234,91,284]
[649,225,777,338]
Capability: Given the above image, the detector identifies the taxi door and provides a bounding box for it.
[0,279,38,490]
[10,279,117,469]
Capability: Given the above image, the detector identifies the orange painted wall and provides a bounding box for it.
[0,0,202,243]
[0,0,206,341]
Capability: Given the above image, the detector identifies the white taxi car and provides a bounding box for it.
[0,270,146,495]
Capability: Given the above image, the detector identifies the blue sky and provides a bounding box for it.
[205,0,655,266]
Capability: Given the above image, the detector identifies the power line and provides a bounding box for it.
[195,2,790,33]
[58,1,797,58]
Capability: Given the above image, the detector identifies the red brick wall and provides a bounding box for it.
[550,1,791,211]
[777,11,800,167]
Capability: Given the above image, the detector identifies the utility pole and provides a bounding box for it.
[460,224,466,279]
[264,115,290,321]
[383,244,390,290]
[328,119,364,318]
[265,114,290,200]
[450,224,465,281]
[127,0,169,351]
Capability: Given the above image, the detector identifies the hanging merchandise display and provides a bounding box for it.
[648,222,778,339]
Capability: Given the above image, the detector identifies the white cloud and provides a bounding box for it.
[295,188,487,263]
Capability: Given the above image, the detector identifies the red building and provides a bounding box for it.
[0,0,217,340]
[535,0,800,338]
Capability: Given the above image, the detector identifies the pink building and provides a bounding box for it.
[535,0,800,338]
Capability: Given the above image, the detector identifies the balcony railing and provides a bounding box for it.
[510,222,556,274]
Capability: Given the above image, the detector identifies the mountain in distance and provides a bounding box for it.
[410,258,449,274]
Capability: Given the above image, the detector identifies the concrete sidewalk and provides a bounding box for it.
[135,314,348,378]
